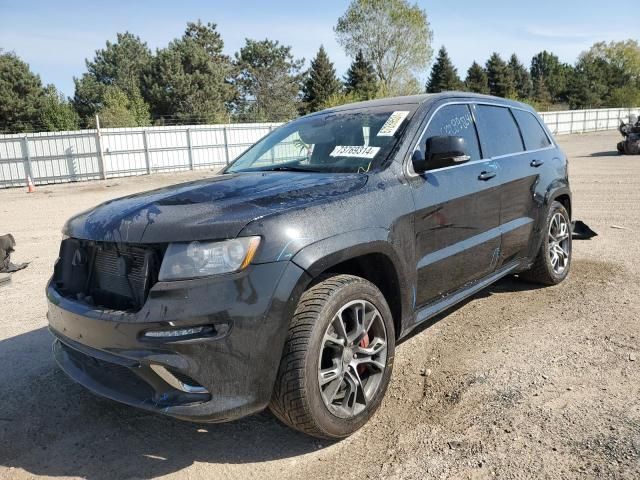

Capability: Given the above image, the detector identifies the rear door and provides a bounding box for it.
[473,104,536,266]
[409,103,501,307]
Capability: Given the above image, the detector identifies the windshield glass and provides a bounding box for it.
[226,105,417,174]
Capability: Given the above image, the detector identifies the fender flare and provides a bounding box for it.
[290,227,400,277]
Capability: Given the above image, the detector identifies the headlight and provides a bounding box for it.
[158,237,261,281]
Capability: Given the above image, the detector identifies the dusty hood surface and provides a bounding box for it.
[63,172,368,243]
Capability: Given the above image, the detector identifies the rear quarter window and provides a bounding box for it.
[474,105,524,158]
[512,109,552,150]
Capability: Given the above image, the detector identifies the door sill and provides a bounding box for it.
[409,262,520,334]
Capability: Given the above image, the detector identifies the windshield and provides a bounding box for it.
[226,105,417,174]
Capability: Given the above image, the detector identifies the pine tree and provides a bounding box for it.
[508,54,532,99]
[344,50,378,100]
[426,46,462,93]
[485,52,515,98]
[533,75,552,107]
[302,46,342,113]
[464,62,489,94]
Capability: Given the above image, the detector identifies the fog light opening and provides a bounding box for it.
[149,365,209,394]
[143,325,213,340]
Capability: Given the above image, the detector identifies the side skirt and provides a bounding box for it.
[404,261,520,337]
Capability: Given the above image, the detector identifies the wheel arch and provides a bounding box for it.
[291,228,409,339]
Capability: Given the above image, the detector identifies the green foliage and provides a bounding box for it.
[234,39,304,122]
[486,53,515,98]
[344,50,378,101]
[530,51,570,103]
[426,46,462,93]
[335,0,433,95]
[0,51,45,132]
[145,21,235,124]
[508,54,532,100]
[40,85,79,131]
[568,40,640,108]
[91,87,139,128]
[73,32,152,126]
[532,74,553,108]
[321,90,362,109]
[302,46,342,113]
[464,62,489,94]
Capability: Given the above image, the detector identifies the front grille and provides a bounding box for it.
[54,239,163,311]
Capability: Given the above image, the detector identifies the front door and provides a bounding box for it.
[409,103,501,307]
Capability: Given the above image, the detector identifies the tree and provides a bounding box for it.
[302,46,342,113]
[335,0,433,95]
[344,50,378,100]
[533,74,553,107]
[485,53,515,98]
[0,51,45,132]
[234,39,304,122]
[426,46,462,93]
[508,54,532,99]
[568,40,640,108]
[93,86,141,127]
[145,21,236,124]
[464,62,489,94]
[530,51,570,104]
[73,32,152,125]
[40,86,79,131]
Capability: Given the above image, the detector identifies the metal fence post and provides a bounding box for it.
[95,115,107,180]
[21,135,33,184]
[570,112,575,134]
[222,127,230,165]
[595,109,600,131]
[583,110,588,133]
[186,128,194,170]
[142,129,151,175]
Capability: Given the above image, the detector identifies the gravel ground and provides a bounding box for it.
[0,130,638,480]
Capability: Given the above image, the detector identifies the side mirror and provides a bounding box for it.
[412,136,471,173]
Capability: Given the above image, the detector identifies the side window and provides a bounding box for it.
[419,104,481,162]
[474,105,524,158]
[512,109,552,150]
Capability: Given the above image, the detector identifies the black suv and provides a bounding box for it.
[47,93,571,439]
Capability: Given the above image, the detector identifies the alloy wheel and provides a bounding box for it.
[549,212,570,274]
[318,299,388,419]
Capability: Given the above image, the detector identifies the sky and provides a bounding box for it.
[0,0,635,97]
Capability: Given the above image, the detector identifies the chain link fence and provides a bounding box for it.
[1,106,638,189]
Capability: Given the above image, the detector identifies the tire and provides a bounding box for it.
[520,201,572,285]
[269,274,395,439]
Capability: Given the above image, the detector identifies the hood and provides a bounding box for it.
[64,172,368,244]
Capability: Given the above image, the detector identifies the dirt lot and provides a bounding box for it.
[0,130,638,479]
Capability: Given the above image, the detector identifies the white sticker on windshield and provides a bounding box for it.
[330,145,380,159]
[377,111,410,137]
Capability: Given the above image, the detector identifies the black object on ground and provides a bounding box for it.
[1,233,29,273]
[572,221,598,240]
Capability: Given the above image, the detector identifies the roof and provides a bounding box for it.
[315,92,535,115]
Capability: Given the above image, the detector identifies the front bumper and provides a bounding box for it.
[47,261,310,422]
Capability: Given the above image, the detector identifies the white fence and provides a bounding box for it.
[0,106,638,189]
[0,123,279,189]
[539,107,640,136]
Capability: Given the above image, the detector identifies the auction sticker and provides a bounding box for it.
[377,111,410,137]
[330,145,381,158]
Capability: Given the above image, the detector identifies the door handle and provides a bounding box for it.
[530,159,544,168]
[478,170,497,181]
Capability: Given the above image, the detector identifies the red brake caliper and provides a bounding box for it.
[357,333,370,375]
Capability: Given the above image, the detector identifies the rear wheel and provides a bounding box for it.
[520,201,572,285]
[269,274,395,439]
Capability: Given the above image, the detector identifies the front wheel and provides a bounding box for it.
[520,201,572,285]
[269,274,395,439]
